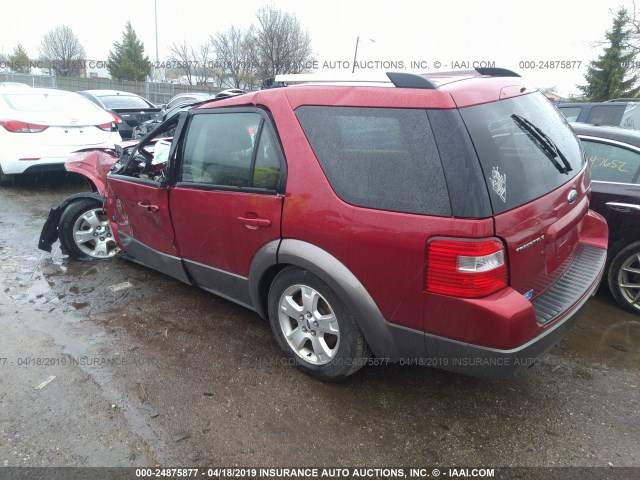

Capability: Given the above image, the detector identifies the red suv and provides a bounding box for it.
[39,68,608,381]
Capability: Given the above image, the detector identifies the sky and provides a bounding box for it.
[0,0,636,96]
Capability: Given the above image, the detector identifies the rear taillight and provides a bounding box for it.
[0,120,49,133]
[109,112,123,124]
[97,122,115,131]
[426,238,507,298]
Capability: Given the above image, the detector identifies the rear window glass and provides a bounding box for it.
[460,92,585,214]
[295,106,451,216]
[2,92,102,114]
[99,95,152,109]
[582,140,640,183]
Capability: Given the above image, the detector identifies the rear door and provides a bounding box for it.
[169,108,285,306]
[460,92,588,300]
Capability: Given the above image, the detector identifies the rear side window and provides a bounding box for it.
[582,140,640,183]
[586,105,625,126]
[460,92,585,214]
[295,107,451,216]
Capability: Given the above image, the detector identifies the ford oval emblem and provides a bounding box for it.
[567,189,578,204]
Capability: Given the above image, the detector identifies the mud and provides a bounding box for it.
[0,173,638,469]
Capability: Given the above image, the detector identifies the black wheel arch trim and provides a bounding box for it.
[38,192,105,253]
[248,239,427,360]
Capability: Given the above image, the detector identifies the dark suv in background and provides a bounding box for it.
[558,100,640,129]
[40,68,608,381]
[571,123,640,314]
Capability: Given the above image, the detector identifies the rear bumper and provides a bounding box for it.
[423,256,602,378]
[373,244,606,378]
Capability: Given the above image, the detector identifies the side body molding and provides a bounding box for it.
[252,239,427,361]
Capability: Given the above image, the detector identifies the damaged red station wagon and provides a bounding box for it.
[39,68,608,381]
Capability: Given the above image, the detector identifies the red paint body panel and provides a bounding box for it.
[105,178,177,255]
[65,150,118,194]
[494,165,591,298]
[169,188,282,276]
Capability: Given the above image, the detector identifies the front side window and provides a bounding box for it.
[180,112,281,190]
[582,139,640,184]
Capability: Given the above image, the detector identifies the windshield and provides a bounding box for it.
[460,92,585,214]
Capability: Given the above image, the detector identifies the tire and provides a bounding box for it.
[58,198,120,261]
[608,240,640,315]
[268,267,370,381]
[0,165,16,186]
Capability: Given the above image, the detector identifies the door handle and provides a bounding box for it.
[605,202,640,213]
[137,201,159,212]
[237,216,271,228]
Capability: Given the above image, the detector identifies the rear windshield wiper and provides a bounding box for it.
[511,114,572,175]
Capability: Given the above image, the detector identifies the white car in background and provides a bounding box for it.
[0,88,122,185]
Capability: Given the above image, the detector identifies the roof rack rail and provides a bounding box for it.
[475,67,520,77]
[271,72,437,89]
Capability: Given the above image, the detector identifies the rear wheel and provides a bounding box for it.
[58,198,120,261]
[268,267,370,381]
[608,241,640,315]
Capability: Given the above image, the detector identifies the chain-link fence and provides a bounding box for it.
[0,72,56,88]
[0,73,217,105]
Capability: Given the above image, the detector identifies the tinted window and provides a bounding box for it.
[99,95,153,109]
[295,107,450,216]
[558,107,582,122]
[586,105,625,126]
[181,112,280,190]
[582,140,640,183]
[460,92,585,214]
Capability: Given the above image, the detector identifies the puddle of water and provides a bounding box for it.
[555,295,640,371]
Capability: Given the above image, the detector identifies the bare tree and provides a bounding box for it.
[168,40,196,85]
[39,25,86,76]
[210,26,257,89]
[252,6,314,79]
[194,42,215,86]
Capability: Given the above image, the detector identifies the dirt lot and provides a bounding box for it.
[0,173,638,475]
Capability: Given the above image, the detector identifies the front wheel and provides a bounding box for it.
[268,267,370,381]
[608,241,640,315]
[58,198,120,261]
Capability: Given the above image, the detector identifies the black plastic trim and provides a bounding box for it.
[386,72,437,89]
[532,245,607,325]
[475,67,521,78]
[119,233,190,284]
